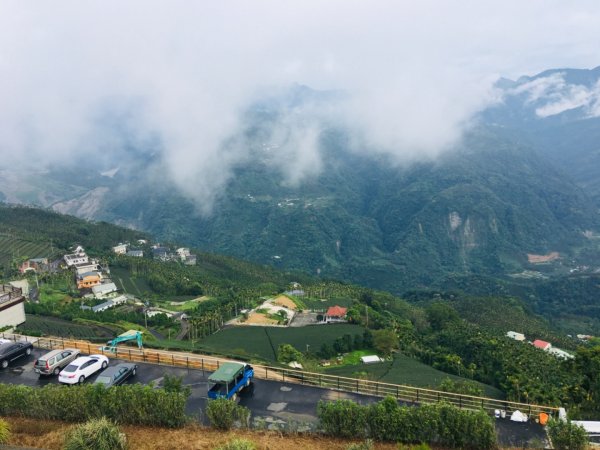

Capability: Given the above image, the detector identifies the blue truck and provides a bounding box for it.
[208,362,254,400]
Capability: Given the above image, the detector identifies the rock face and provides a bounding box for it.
[52,187,110,219]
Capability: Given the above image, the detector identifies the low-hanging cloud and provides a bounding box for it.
[1,1,600,212]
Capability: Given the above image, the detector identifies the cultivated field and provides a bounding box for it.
[16,315,114,339]
[200,323,365,361]
[0,234,52,267]
[325,353,504,398]
[111,266,152,297]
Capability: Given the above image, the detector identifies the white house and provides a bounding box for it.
[64,253,88,267]
[112,243,128,255]
[506,331,526,341]
[176,248,191,258]
[92,282,118,298]
[75,261,101,276]
[548,347,574,360]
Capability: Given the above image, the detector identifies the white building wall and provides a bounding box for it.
[0,302,26,328]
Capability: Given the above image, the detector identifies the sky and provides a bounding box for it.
[1,1,600,211]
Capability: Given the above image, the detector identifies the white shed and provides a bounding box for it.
[361,355,383,364]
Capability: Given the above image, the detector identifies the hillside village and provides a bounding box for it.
[505,331,575,360]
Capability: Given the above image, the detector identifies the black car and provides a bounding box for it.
[94,363,138,387]
[0,341,34,369]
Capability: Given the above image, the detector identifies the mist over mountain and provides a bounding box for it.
[2,67,600,293]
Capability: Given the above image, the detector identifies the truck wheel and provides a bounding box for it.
[231,393,237,401]
[245,378,250,387]
[53,367,60,376]
[101,361,108,369]
[79,375,85,384]
[25,348,31,356]
[0,360,7,369]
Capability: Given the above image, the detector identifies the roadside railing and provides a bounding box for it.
[1,332,561,418]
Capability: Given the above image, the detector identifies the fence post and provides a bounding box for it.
[283,370,285,383]
[158,353,160,365]
[459,396,463,409]
[87,343,91,354]
[356,379,359,393]
[202,359,205,375]
[186,357,189,369]
[319,375,322,387]
[172,355,174,366]
[129,349,131,360]
[417,389,420,403]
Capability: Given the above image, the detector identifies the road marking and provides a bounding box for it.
[267,402,287,412]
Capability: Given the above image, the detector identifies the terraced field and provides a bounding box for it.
[200,323,364,361]
[111,266,152,297]
[0,235,52,267]
[325,353,505,398]
[16,315,114,339]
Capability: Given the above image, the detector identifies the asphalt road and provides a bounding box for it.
[0,347,549,445]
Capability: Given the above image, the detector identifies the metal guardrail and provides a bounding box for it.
[1,332,561,417]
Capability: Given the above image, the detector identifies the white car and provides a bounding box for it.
[58,354,109,385]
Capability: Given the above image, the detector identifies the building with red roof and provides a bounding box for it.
[532,339,552,351]
[325,305,347,323]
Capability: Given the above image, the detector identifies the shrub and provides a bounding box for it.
[318,397,496,449]
[317,399,368,439]
[548,419,588,450]
[0,383,188,428]
[63,417,127,450]
[214,438,257,450]
[0,418,10,444]
[206,398,251,430]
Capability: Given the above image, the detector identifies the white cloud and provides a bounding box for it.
[511,73,600,118]
[1,1,600,210]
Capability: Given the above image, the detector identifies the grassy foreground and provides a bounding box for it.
[3,417,401,450]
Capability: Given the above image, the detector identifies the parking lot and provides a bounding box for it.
[0,347,377,429]
[0,347,549,445]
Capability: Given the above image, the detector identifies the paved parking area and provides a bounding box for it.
[0,348,377,428]
[0,347,549,445]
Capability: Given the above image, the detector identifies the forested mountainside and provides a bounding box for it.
[1,67,599,295]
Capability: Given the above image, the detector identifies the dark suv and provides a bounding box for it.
[34,348,81,376]
[0,341,34,369]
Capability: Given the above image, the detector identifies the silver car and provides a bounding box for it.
[34,348,81,376]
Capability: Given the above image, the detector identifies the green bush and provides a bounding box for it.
[317,399,368,439]
[318,397,496,449]
[63,417,127,450]
[548,419,588,450]
[0,383,188,428]
[214,438,257,450]
[206,398,251,430]
[0,418,10,444]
